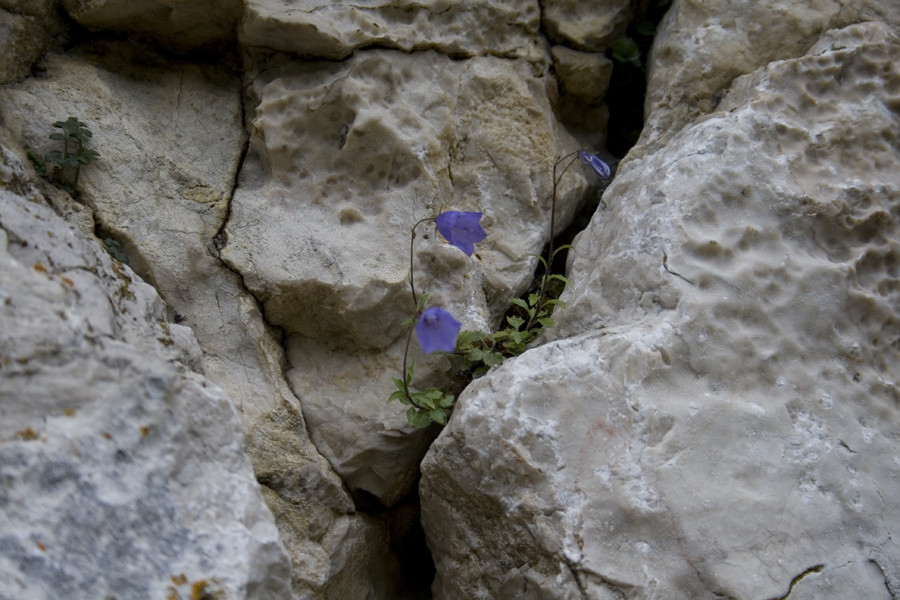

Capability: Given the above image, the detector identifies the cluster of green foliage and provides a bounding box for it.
[28,117,99,193]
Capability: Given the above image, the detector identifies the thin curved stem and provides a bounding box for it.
[525,151,580,331]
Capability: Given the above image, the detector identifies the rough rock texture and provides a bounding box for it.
[0,139,291,599]
[551,45,613,104]
[241,0,545,61]
[644,0,900,148]
[543,0,632,51]
[224,48,588,505]
[60,0,241,52]
[0,8,49,84]
[0,44,398,598]
[421,21,900,599]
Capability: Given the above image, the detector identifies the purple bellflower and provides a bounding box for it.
[435,211,487,256]
[416,306,461,353]
[578,150,611,178]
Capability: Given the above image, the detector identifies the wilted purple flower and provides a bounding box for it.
[416,306,461,353]
[435,211,487,256]
[578,150,611,178]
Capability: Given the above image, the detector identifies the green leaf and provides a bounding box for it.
[552,244,572,257]
[547,273,570,286]
[483,351,504,367]
[389,389,410,405]
[466,348,484,362]
[407,408,432,428]
[528,293,541,307]
[438,393,455,408]
[544,298,568,310]
[506,315,525,331]
[537,317,554,328]
[509,297,530,312]
[636,20,656,36]
[429,408,447,425]
[526,253,548,269]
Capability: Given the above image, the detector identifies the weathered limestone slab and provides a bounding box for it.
[241,0,545,61]
[421,22,900,599]
[0,148,291,599]
[0,45,394,598]
[542,0,632,51]
[643,0,900,148]
[224,49,585,352]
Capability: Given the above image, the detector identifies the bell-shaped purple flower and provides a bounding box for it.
[416,306,461,353]
[578,150,611,178]
[435,211,487,256]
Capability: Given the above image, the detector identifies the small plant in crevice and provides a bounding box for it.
[389,150,611,428]
[27,116,100,194]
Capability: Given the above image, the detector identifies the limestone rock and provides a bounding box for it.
[241,0,544,61]
[551,45,613,104]
[542,0,631,51]
[643,0,900,148]
[0,45,390,598]
[0,153,291,598]
[224,49,585,352]
[0,8,49,84]
[421,22,900,599]
[60,0,241,52]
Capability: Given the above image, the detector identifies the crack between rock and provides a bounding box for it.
[766,564,825,600]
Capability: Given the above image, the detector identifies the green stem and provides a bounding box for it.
[401,216,436,405]
[525,151,580,331]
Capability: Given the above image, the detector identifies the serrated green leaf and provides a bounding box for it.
[537,317,554,328]
[439,393,455,408]
[389,390,411,405]
[466,348,484,362]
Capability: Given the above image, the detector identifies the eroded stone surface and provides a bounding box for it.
[643,0,900,149]
[241,0,544,61]
[421,22,900,599]
[225,49,585,351]
[0,9,49,84]
[0,150,291,599]
[543,0,631,51]
[0,46,389,598]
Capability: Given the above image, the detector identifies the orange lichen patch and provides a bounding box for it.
[32,263,47,273]
[36,540,46,552]
[15,428,40,441]
[190,580,209,600]
[171,574,188,586]
[63,408,76,417]
[102,432,112,440]
[140,426,150,437]
[60,276,74,286]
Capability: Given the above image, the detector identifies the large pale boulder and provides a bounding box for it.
[241,0,544,61]
[643,0,900,147]
[421,21,900,599]
[0,142,291,599]
[0,45,397,597]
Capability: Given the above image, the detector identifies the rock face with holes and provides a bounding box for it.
[643,0,900,147]
[0,139,292,599]
[420,20,900,600]
[240,0,545,61]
